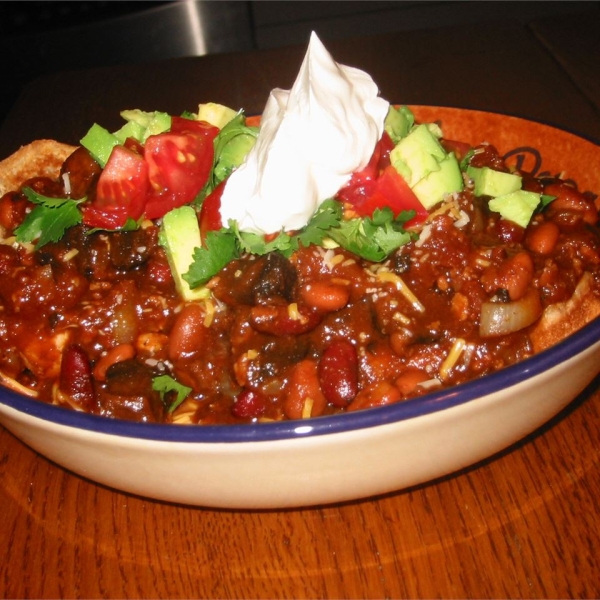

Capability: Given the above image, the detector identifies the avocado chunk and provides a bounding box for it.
[158,206,211,301]
[467,165,522,197]
[197,102,238,129]
[390,124,446,187]
[384,105,415,144]
[412,152,464,209]
[113,120,145,145]
[488,190,541,228]
[119,109,171,143]
[80,124,120,167]
[212,113,259,185]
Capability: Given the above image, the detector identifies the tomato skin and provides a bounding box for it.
[143,126,217,219]
[170,116,218,138]
[337,131,427,222]
[356,165,428,224]
[82,145,149,229]
[199,180,225,242]
[337,132,427,225]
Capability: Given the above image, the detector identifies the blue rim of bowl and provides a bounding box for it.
[1,315,599,442]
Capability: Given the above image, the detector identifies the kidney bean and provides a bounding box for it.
[93,343,136,382]
[168,303,207,361]
[59,344,96,410]
[300,281,350,313]
[231,388,268,419]
[283,359,327,420]
[525,221,560,255]
[250,304,320,336]
[318,340,358,407]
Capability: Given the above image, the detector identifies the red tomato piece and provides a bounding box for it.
[143,126,218,219]
[170,116,218,138]
[199,180,225,242]
[82,145,150,229]
[358,165,428,224]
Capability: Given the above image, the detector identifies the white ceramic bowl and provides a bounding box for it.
[0,107,599,509]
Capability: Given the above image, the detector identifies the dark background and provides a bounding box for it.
[1,0,598,128]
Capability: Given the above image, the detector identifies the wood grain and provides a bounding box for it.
[1,378,599,598]
[1,16,599,598]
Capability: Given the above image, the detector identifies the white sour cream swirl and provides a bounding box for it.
[219,32,390,234]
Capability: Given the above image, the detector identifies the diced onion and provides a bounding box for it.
[479,289,542,337]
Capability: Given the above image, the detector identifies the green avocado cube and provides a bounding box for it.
[488,190,541,228]
[159,206,210,301]
[412,152,464,209]
[390,124,446,186]
[467,166,522,197]
[80,123,120,167]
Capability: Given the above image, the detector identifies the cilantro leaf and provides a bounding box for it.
[15,188,83,249]
[540,194,556,209]
[327,207,415,261]
[297,199,343,248]
[183,228,239,288]
[152,375,193,413]
[229,220,295,257]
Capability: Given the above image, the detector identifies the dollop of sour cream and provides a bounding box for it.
[219,32,390,234]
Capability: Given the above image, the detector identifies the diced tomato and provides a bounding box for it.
[346,131,394,191]
[143,123,218,219]
[82,145,149,229]
[199,180,225,242]
[362,166,428,224]
[337,132,428,226]
[170,116,218,138]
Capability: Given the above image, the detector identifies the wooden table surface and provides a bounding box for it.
[1,15,599,599]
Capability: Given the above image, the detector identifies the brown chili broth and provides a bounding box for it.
[0,144,599,424]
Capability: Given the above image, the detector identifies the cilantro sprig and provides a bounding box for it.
[15,188,83,249]
[327,206,417,262]
[183,199,416,289]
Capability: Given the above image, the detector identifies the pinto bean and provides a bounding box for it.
[395,368,431,396]
[0,191,29,231]
[347,381,402,412]
[283,359,327,420]
[93,343,136,382]
[545,182,598,226]
[300,281,350,313]
[318,339,358,407]
[483,251,534,301]
[168,303,207,361]
[136,333,169,360]
[499,251,534,301]
[525,221,560,255]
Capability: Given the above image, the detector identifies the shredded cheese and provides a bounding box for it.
[377,271,425,313]
[439,338,466,381]
[203,299,215,327]
[301,397,314,419]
